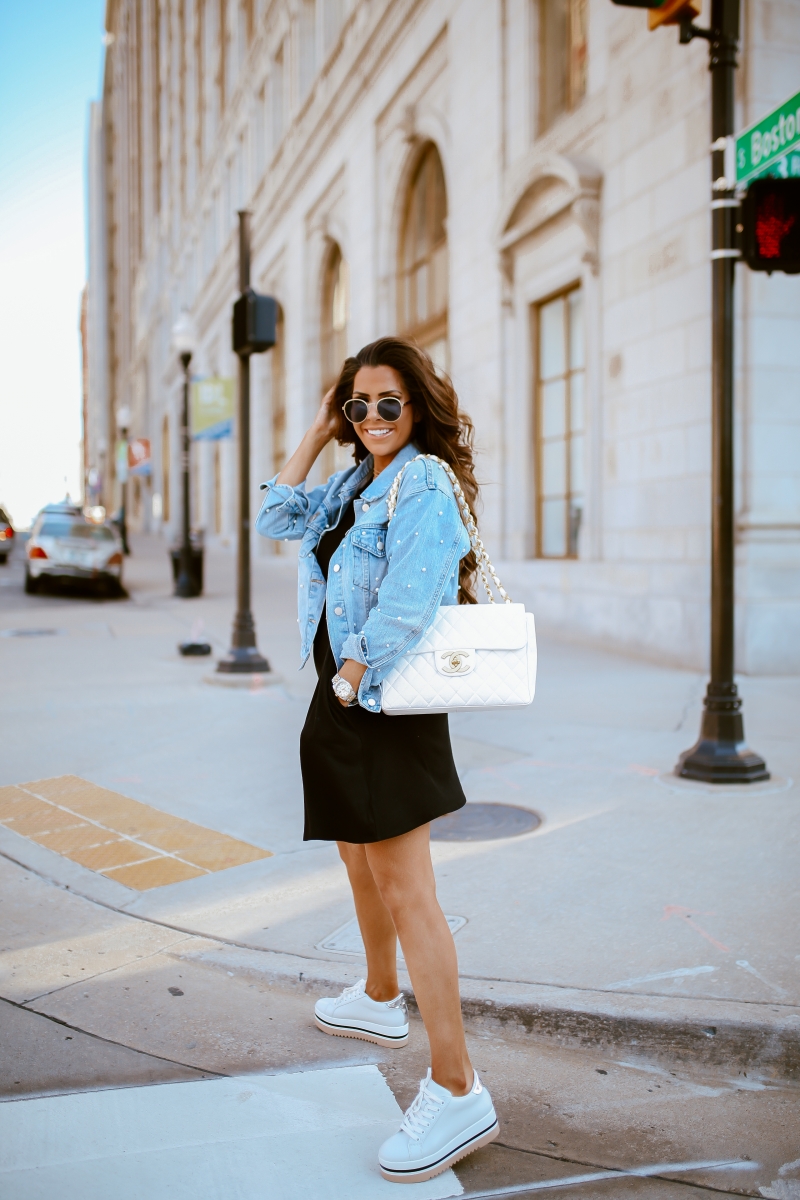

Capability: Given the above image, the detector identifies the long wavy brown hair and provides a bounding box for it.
[331,337,479,604]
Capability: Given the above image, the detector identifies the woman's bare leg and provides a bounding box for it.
[365,824,472,1096]
[337,841,400,1002]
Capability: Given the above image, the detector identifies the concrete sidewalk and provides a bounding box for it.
[0,533,798,1079]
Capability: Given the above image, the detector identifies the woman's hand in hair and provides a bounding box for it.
[276,386,339,486]
[310,385,340,444]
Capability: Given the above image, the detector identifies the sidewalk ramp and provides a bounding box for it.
[0,775,271,889]
[0,1064,461,1199]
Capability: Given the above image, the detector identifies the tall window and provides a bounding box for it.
[534,287,584,558]
[271,45,285,150]
[538,0,587,133]
[398,144,448,372]
[161,415,171,523]
[320,245,348,478]
[321,243,348,394]
[271,305,286,478]
[298,0,316,100]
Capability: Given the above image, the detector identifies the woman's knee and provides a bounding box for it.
[368,861,436,920]
[337,841,375,885]
[337,840,366,868]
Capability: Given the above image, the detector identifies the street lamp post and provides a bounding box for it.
[171,312,201,599]
[115,405,131,556]
[675,0,768,783]
[216,211,276,675]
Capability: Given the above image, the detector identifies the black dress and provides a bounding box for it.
[299,486,466,844]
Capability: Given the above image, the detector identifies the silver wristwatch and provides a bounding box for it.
[331,673,358,706]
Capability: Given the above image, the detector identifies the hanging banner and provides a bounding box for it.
[128,438,151,476]
[191,376,235,440]
[115,439,129,484]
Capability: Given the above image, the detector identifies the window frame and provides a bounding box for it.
[397,142,449,363]
[533,282,585,560]
[320,242,348,394]
[537,0,587,135]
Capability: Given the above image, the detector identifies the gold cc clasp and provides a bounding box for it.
[439,650,471,675]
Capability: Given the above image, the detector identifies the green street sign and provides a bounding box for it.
[736,89,800,186]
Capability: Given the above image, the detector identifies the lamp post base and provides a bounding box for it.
[676,682,769,784]
[215,646,272,674]
[677,737,769,784]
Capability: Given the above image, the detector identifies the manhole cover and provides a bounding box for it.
[0,628,64,638]
[431,802,541,842]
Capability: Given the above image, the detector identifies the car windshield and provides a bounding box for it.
[0,510,10,526]
[39,517,115,542]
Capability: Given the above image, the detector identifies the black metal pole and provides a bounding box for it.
[119,440,130,555]
[677,0,768,782]
[175,351,198,597]
[216,211,271,674]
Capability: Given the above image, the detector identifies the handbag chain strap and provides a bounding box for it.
[386,454,512,605]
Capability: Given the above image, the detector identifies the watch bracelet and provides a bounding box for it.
[331,673,358,705]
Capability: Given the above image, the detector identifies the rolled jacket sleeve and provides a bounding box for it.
[255,474,332,541]
[340,466,469,703]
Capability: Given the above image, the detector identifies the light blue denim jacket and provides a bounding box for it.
[255,441,470,712]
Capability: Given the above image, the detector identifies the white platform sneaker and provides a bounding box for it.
[379,1068,498,1183]
[313,979,409,1047]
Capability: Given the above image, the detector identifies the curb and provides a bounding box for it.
[2,835,798,1082]
[184,943,800,1082]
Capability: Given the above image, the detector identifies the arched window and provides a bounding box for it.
[320,243,349,477]
[321,242,348,393]
[398,143,448,372]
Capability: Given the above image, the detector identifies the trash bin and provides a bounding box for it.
[170,537,204,596]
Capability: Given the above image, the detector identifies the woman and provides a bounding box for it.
[255,337,498,1184]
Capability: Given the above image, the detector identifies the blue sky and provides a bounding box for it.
[0,1,106,526]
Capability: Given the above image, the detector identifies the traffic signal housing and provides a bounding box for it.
[610,0,700,28]
[232,289,278,356]
[742,178,800,275]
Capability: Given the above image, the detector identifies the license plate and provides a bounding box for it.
[62,550,93,568]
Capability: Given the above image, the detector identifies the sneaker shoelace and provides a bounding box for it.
[400,1078,445,1142]
[333,979,366,1009]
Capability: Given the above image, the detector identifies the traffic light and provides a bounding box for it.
[742,178,800,274]
[232,289,278,356]
[610,0,700,28]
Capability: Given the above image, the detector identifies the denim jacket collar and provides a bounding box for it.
[336,455,373,503]
[359,441,420,505]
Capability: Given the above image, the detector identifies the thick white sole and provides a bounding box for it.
[313,1013,409,1048]
[379,1119,499,1183]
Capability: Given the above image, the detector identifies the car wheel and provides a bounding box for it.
[24,570,38,594]
[0,553,7,565]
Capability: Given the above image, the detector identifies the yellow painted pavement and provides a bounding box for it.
[0,775,271,889]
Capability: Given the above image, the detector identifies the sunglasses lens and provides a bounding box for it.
[343,399,369,423]
[376,398,403,421]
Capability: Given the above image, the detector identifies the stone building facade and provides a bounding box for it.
[87,0,800,672]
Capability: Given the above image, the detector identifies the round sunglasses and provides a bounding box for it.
[343,396,408,424]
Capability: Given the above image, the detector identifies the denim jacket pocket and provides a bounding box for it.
[350,526,388,593]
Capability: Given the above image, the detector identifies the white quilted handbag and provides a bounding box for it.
[380,455,537,716]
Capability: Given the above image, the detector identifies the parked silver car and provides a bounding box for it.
[25,507,124,595]
[0,506,14,564]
